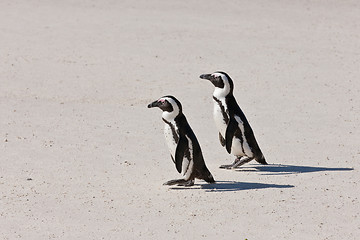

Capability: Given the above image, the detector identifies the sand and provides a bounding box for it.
[1,0,359,239]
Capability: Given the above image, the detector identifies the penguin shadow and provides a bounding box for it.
[201,181,294,192]
[234,164,354,175]
[169,181,294,192]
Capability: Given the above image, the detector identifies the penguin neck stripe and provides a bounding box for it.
[162,118,179,144]
[213,96,229,123]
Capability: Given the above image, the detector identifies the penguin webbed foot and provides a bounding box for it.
[219,157,253,169]
[219,164,235,169]
[177,180,195,187]
[163,179,195,187]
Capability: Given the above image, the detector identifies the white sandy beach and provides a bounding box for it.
[1,0,360,239]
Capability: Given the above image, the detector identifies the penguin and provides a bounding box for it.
[200,71,267,169]
[148,95,215,186]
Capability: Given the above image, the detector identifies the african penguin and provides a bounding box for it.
[200,71,267,169]
[148,95,215,186]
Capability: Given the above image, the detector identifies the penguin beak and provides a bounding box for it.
[147,100,160,108]
[200,74,212,81]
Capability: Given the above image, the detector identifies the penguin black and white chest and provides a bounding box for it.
[200,71,267,169]
[148,95,215,186]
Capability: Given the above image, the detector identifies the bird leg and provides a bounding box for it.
[219,157,253,169]
[163,179,195,187]
[219,157,242,169]
[231,157,253,168]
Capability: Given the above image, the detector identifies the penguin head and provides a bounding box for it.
[148,95,182,121]
[200,71,234,98]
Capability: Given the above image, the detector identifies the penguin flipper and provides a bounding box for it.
[219,132,225,147]
[175,135,188,173]
[225,117,237,154]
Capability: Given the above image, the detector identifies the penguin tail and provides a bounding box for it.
[255,154,268,165]
[203,172,215,184]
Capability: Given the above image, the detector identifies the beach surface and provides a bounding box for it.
[1,1,359,239]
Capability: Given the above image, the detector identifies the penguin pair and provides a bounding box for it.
[148,71,267,186]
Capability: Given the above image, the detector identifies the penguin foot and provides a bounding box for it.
[163,179,195,187]
[219,158,241,169]
[232,157,253,168]
[219,164,235,169]
[219,157,253,169]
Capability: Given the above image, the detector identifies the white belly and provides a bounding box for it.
[164,123,177,158]
[213,99,227,137]
[213,100,253,157]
